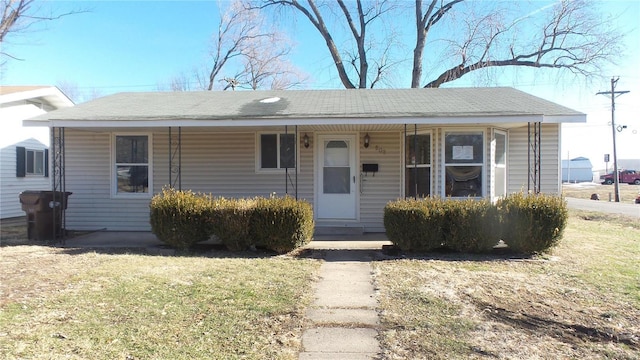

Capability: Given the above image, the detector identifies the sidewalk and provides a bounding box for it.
[300,242,387,359]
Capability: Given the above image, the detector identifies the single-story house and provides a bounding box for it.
[561,157,594,183]
[0,86,74,219]
[24,88,585,234]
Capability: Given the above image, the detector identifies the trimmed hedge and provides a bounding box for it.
[445,198,501,253]
[249,196,314,254]
[384,198,447,251]
[384,193,567,254]
[150,190,314,253]
[497,192,568,254]
[211,197,256,252]
[149,188,214,250]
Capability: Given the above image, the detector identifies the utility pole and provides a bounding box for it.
[596,77,629,202]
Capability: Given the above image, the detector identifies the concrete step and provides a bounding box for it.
[314,225,364,236]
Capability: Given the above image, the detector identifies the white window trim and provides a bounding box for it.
[25,148,45,176]
[255,132,300,173]
[402,129,433,198]
[111,133,153,199]
[441,129,486,198]
[492,129,508,200]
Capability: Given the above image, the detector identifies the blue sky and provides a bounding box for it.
[1,0,639,171]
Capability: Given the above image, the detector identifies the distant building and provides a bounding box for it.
[562,157,594,183]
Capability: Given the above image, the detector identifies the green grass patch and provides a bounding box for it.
[0,253,319,359]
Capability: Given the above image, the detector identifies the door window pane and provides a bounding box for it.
[323,167,350,194]
[324,141,348,166]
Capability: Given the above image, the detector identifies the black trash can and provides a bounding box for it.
[19,191,72,241]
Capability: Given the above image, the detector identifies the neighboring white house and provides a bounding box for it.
[561,157,594,183]
[24,88,585,234]
[0,86,74,219]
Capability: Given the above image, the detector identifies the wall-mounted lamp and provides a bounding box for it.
[303,133,310,148]
[364,133,370,148]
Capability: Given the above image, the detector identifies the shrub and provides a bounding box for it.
[497,192,568,254]
[211,197,256,251]
[149,188,214,250]
[249,195,314,254]
[444,198,501,253]
[384,198,447,251]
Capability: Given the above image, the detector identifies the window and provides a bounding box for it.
[259,133,296,170]
[114,135,150,195]
[493,131,507,198]
[405,133,431,198]
[16,147,48,177]
[444,131,483,197]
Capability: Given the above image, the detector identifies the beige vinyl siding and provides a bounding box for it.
[65,128,313,231]
[153,129,313,200]
[0,138,51,219]
[64,129,151,231]
[359,131,402,232]
[507,123,561,195]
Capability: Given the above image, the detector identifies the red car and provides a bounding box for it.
[600,170,640,185]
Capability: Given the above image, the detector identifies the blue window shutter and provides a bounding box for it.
[44,149,49,177]
[16,146,26,177]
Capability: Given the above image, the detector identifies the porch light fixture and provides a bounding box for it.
[364,133,370,148]
[303,133,310,148]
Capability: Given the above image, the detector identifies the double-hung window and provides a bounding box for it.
[16,147,47,177]
[114,134,150,195]
[259,133,296,170]
[405,133,431,198]
[444,131,484,197]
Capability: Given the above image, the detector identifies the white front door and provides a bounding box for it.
[316,134,357,220]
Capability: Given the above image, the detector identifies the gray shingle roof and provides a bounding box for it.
[28,87,584,123]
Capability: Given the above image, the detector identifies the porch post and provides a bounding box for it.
[414,124,418,200]
[527,122,541,193]
[295,125,298,200]
[285,125,288,195]
[51,127,67,244]
[169,127,182,190]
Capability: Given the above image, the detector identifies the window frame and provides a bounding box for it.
[255,132,298,173]
[111,133,153,198]
[25,149,46,176]
[493,129,508,199]
[403,130,432,198]
[442,129,485,198]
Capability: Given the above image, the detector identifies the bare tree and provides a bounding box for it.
[262,0,398,89]
[262,0,623,88]
[206,0,265,90]
[163,0,306,91]
[235,30,307,90]
[421,0,622,88]
[1,0,85,63]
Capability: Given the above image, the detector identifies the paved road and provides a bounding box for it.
[566,197,640,218]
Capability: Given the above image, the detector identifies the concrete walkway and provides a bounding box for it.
[300,242,387,359]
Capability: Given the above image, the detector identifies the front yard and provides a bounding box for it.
[1,208,638,359]
[375,210,640,359]
[0,245,319,359]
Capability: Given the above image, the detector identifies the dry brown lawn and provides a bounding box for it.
[375,210,640,359]
[563,182,640,202]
